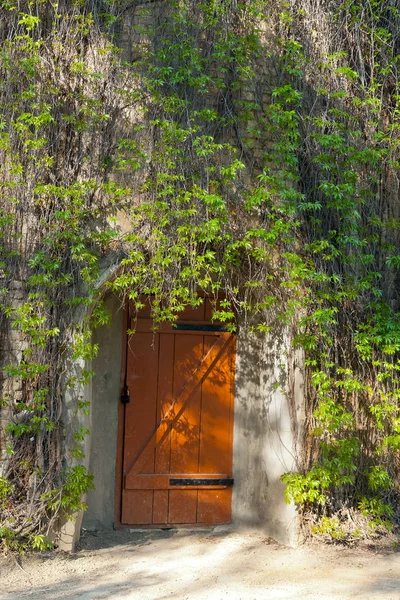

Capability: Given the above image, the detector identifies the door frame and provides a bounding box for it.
[114,303,130,527]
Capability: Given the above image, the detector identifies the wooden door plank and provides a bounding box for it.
[168,490,197,523]
[153,333,174,523]
[121,331,159,524]
[169,334,202,522]
[122,490,153,524]
[170,333,202,475]
[153,490,169,523]
[154,333,174,473]
[199,334,233,476]
[123,332,159,455]
[197,489,232,524]
[196,334,235,523]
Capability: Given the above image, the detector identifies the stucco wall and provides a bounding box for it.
[232,324,303,546]
[83,293,123,530]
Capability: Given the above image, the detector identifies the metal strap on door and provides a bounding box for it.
[170,478,234,486]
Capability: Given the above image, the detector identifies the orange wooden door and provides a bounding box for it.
[120,303,236,526]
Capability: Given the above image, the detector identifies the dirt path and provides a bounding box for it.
[1,527,400,599]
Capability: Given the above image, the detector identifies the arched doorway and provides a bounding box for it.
[115,298,236,526]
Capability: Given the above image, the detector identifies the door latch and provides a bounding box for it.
[120,384,130,404]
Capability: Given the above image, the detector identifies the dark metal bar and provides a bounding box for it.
[169,478,234,486]
[175,323,229,332]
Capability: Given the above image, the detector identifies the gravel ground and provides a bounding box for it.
[1,527,400,599]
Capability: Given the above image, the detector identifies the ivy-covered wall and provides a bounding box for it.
[2,0,400,550]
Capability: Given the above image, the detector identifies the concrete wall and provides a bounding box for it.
[232,324,304,546]
[83,293,123,530]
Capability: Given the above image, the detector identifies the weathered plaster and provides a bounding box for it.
[82,293,123,531]
[232,324,303,546]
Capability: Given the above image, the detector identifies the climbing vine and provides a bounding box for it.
[1,0,400,550]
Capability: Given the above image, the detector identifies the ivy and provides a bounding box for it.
[1,0,400,549]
